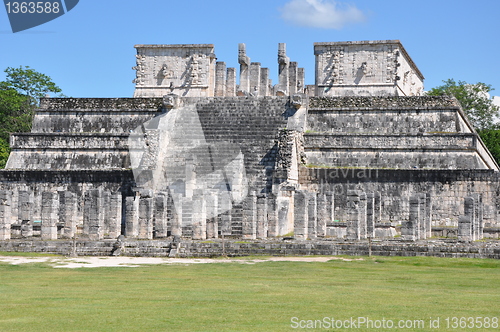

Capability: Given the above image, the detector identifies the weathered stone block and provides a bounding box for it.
[266,193,278,237]
[206,192,218,239]
[346,190,361,240]
[326,192,335,223]
[459,196,475,241]
[20,221,32,238]
[277,195,292,236]
[256,194,268,239]
[226,67,236,97]
[359,193,367,239]
[84,189,104,241]
[138,193,154,240]
[458,215,473,241]
[108,193,122,239]
[59,191,76,239]
[41,191,58,240]
[215,62,227,97]
[154,192,168,238]
[170,193,183,237]
[316,193,327,237]
[307,192,317,239]
[418,194,427,240]
[192,191,207,240]
[0,190,11,240]
[18,190,31,222]
[181,197,193,238]
[425,193,432,239]
[218,191,231,236]
[293,190,308,240]
[242,192,256,240]
[402,196,420,241]
[366,193,375,238]
[471,193,483,240]
[125,195,139,238]
[249,62,261,96]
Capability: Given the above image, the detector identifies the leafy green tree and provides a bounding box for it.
[0,66,62,168]
[3,66,62,104]
[477,129,500,166]
[428,79,500,166]
[427,79,499,131]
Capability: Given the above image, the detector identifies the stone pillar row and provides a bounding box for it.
[0,189,122,241]
[458,194,484,241]
[345,190,380,240]
[213,43,305,97]
[401,193,433,241]
[402,193,484,242]
[0,188,338,241]
[0,188,483,242]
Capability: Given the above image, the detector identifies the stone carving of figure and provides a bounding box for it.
[291,94,303,109]
[190,55,200,85]
[133,54,146,85]
[361,62,368,75]
[162,64,173,79]
[238,44,250,66]
[278,43,290,66]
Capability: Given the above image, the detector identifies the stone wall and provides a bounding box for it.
[1,239,499,259]
[6,168,493,242]
[133,44,217,98]
[304,96,498,170]
[299,168,499,228]
[314,40,424,97]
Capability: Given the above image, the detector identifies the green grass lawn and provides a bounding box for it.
[0,256,499,331]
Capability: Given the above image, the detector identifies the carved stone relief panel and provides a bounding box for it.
[132,54,147,86]
[133,45,213,89]
[317,47,344,86]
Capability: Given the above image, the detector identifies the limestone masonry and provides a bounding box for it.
[1,40,499,253]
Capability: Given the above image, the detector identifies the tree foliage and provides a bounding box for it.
[427,79,499,131]
[0,66,62,168]
[478,129,500,166]
[3,66,62,104]
[428,79,500,166]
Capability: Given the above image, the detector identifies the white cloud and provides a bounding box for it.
[280,0,366,29]
[493,96,500,107]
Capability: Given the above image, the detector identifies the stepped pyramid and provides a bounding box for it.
[0,40,498,243]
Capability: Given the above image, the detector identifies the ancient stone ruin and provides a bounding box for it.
[1,40,499,255]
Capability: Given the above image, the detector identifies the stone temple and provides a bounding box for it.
[0,40,499,253]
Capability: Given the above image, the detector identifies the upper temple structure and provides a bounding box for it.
[0,40,499,248]
[132,40,423,98]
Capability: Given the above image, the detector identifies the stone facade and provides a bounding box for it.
[1,40,499,247]
[314,40,424,97]
[133,44,217,98]
[133,42,306,98]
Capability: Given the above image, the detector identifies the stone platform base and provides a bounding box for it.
[0,239,500,259]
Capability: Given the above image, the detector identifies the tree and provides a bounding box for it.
[428,79,500,166]
[0,66,63,168]
[3,66,62,104]
[476,129,500,166]
[427,79,499,131]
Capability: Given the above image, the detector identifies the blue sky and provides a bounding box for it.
[1,0,499,98]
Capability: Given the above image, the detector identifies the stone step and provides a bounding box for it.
[304,133,477,150]
[6,150,130,170]
[305,149,487,170]
[10,133,130,150]
[306,108,464,135]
